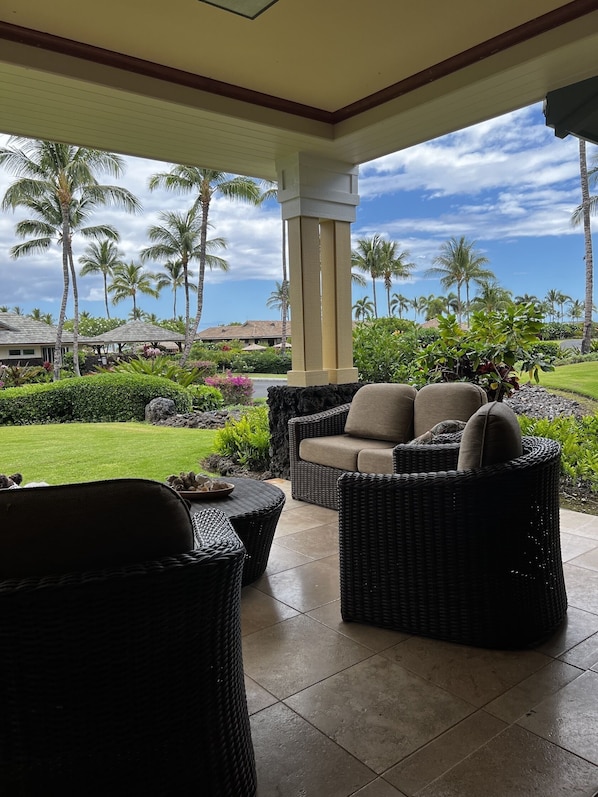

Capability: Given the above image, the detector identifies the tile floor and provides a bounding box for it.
[242,480,598,797]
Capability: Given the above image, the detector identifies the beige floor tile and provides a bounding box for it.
[240,585,298,636]
[274,521,339,559]
[285,655,474,774]
[274,505,335,536]
[381,636,551,706]
[569,546,598,572]
[560,531,598,562]
[519,670,598,765]
[251,702,374,797]
[384,710,507,795]
[560,631,598,670]
[255,555,340,612]
[244,675,278,715]
[535,606,598,658]
[261,540,313,575]
[414,725,598,797]
[308,600,411,652]
[561,514,598,540]
[484,659,584,723]
[353,779,407,796]
[242,613,372,699]
[564,563,598,615]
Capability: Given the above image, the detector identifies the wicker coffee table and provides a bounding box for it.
[189,477,285,585]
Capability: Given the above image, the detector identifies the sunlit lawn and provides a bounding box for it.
[526,361,598,402]
[2,423,218,485]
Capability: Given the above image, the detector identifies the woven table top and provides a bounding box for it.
[187,477,285,521]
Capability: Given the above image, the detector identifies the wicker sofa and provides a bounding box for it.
[0,478,256,796]
[338,403,567,649]
[289,382,488,509]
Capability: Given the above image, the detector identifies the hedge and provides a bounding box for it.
[0,373,192,425]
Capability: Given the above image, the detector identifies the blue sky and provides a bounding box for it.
[0,101,596,328]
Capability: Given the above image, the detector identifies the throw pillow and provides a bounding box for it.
[457,402,522,470]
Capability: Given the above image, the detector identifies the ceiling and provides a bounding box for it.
[0,0,597,179]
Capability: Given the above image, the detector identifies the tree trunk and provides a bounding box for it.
[182,194,210,366]
[54,210,71,380]
[67,245,81,377]
[103,273,111,319]
[579,139,594,354]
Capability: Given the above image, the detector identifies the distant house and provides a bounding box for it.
[0,312,80,364]
[94,320,185,354]
[196,320,291,348]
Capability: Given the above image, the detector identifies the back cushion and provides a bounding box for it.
[457,402,523,470]
[0,478,194,578]
[413,382,487,437]
[344,383,417,442]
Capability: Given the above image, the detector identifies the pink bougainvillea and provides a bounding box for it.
[204,371,253,405]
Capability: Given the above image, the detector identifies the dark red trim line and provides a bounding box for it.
[0,0,595,124]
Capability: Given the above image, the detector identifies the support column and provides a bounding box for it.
[276,153,359,386]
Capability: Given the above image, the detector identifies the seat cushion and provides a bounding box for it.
[413,382,488,437]
[300,435,396,471]
[357,447,395,474]
[457,402,523,470]
[344,383,417,442]
[0,478,194,578]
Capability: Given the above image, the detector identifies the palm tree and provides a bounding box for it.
[258,183,291,354]
[411,296,427,322]
[379,239,414,316]
[425,236,491,323]
[556,291,571,322]
[351,271,367,287]
[11,306,23,315]
[148,166,262,363]
[352,235,385,318]
[469,280,512,313]
[108,262,159,316]
[79,238,125,319]
[571,144,597,352]
[389,292,410,319]
[0,138,140,379]
[266,281,290,320]
[514,292,540,306]
[140,207,226,342]
[155,260,197,320]
[568,298,584,322]
[353,296,374,321]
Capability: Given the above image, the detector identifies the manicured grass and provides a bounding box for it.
[530,361,598,402]
[1,423,218,485]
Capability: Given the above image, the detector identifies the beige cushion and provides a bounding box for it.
[414,382,487,437]
[0,478,194,578]
[357,447,395,474]
[344,383,417,442]
[300,435,396,471]
[457,402,523,470]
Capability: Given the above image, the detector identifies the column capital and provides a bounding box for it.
[275,152,359,222]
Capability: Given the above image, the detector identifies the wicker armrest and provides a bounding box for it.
[288,403,351,459]
[392,438,461,473]
[191,507,243,551]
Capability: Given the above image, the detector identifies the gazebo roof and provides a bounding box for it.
[95,321,185,344]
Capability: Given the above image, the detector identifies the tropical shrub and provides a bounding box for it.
[0,373,191,424]
[352,319,419,384]
[100,355,201,387]
[188,384,224,411]
[518,414,598,493]
[204,371,253,405]
[214,405,270,471]
[230,349,291,374]
[539,322,582,340]
[0,362,50,388]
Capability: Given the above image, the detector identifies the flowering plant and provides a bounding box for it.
[204,371,253,405]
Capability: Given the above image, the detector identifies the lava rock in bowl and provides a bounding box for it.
[166,471,233,495]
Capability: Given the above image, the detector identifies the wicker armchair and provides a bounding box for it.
[339,437,567,649]
[0,480,256,796]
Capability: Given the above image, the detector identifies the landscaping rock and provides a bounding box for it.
[151,409,243,429]
[145,397,177,423]
[505,383,589,420]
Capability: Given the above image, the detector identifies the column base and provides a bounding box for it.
[327,367,359,384]
[287,370,330,387]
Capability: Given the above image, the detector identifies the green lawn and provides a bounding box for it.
[2,423,218,485]
[530,361,598,402]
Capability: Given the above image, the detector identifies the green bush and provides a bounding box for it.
[188,384,224,411]
[529,341,561,364]
[518,414,598,492]
[103,355,201,387]
[352,319,419,384]
[0,373,192,424]
[539,322,582,340]
[231,349,291,374]
[214,405,270,471]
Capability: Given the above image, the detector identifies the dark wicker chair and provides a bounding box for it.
[0,480,256,796]
[339,437,567,649]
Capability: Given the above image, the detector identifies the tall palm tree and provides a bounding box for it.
[544,289,561,322]
[0,138,140,379]
[353,296,374,321]
[568,298,584,322]
[352,235,385,318]
[411,296,427,322]
[79,238,125,319]
[425,236,491,323]
[108,262,159,316]
[556,291,571,322]
[266,281,290,320]
[379,239,414,316]
[258,183,291,354]
[148,166,262,363]
[469,280,512,313]
[571,144,597,352]
[155,260,197,320]
[141,207,226,341]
